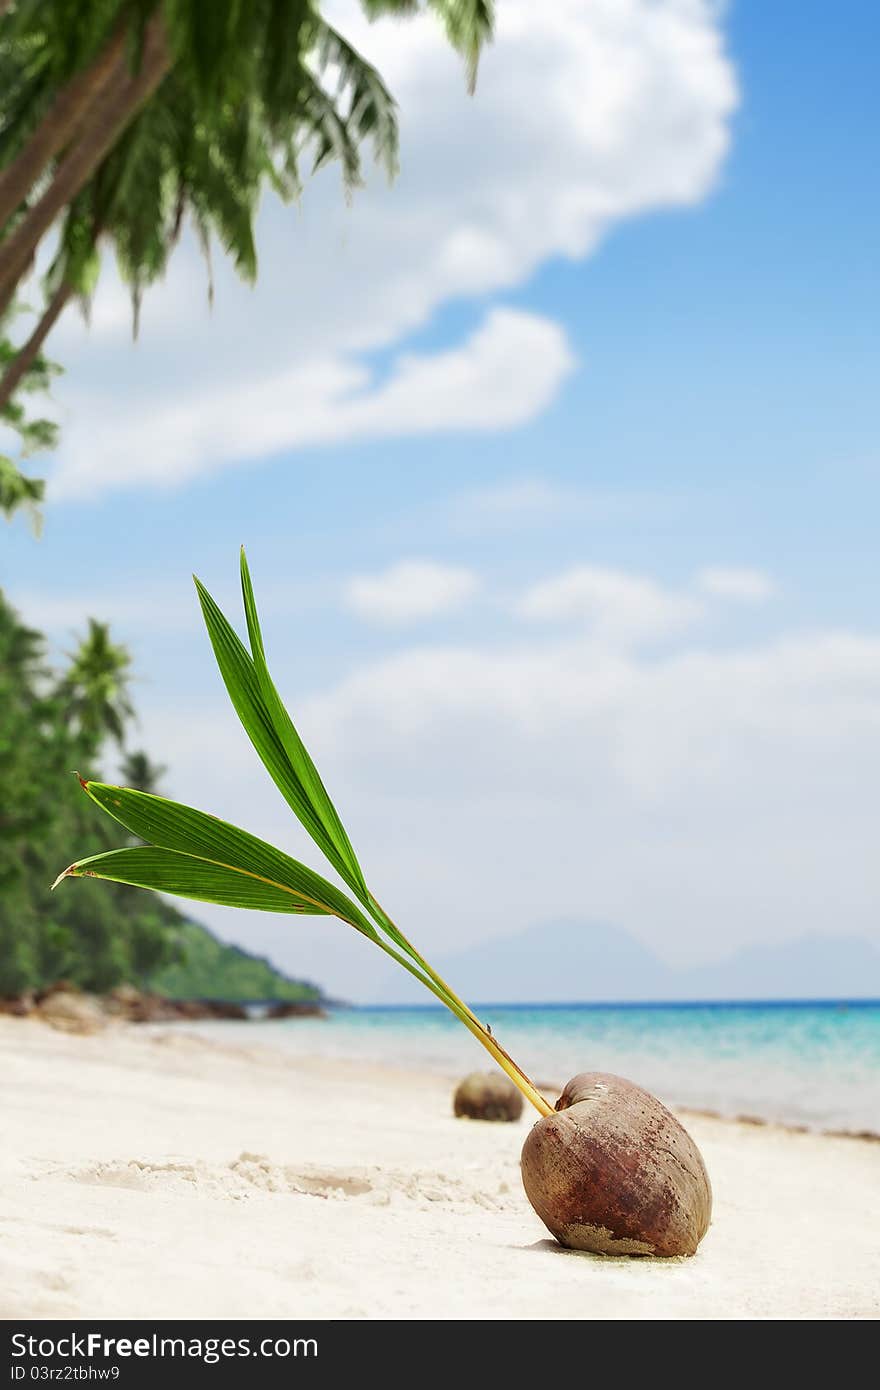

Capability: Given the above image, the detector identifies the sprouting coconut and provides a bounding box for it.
[52,550,712,1259]
[522,1073,711,1255]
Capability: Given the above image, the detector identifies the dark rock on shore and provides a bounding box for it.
[265,1000,327,1020]
[201,999,249,1020]
[2,984,107,1034]
[0,992,34,1017]
[37,982,106,1035]
[1,982,326,1028]
[105,986,249,1022]
[104,984,168,1022]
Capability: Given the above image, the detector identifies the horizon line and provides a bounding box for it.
[348,996,880,1011]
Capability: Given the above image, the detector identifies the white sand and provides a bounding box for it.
[1,1017,877,1320]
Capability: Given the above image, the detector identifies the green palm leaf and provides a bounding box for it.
[192,577,334,852]
[54,846,334,915]
[56,779,379,938]
[194,562,369,906]
[238,548,367,896]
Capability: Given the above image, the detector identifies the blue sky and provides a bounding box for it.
[3,1,879,1000]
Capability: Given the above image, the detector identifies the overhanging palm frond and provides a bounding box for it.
[361,0,494,91]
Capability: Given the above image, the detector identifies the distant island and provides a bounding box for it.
[369,919,880,1005]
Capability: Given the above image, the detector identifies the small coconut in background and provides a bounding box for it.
[454,1071,523,1122]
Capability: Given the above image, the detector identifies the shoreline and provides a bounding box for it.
[6,985,878,1138]
[2,1017,878,1319]
[7,1007,880,1142]
[677,1106,880,1144]
[159,1027,880,1143]
[138,1017,880,1144]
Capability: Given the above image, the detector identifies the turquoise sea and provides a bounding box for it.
[179,999,880,1136]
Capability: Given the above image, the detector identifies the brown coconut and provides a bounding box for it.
[521,1072,711,1256]
[454,1071,524,1122]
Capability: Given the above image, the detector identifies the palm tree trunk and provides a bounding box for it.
[0,18,130,233]
[0,12,172,313]
[0,277,73,414]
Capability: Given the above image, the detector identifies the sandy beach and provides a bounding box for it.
[1,1016,877,1321]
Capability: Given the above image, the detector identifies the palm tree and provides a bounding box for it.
[0,7,141,234]
[0,2,405,447]
[0,1,493,341]
[119,749,166,795]
[0,591,50,851]
[0,8,171,314]
[58,618,134,751]
[0,453,43,526]
[0,589,44,690]
[0,3,493,519]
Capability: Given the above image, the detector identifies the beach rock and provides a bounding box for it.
[164,998,209,1019]
[103,983,142,1016]
[103,990,251,1022]
[37,989,106,1035]
[103,986,179,1023]
[0,993,34,1017]
[104,984,149,1021]
[203,1000,249,1020]
[265,1001,327,1020]
[521,1072,712,1257]
[158,998,248,1020]
[453,1071,524,1122]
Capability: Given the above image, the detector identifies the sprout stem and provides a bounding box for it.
[371,900,553,1118]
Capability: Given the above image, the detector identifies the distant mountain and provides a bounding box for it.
[683,934,880,1001]
[149,920,323,1003]
[370,919,880,1004]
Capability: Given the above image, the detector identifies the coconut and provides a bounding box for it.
[454,1070,524,1121]
[521,1071,711,1256]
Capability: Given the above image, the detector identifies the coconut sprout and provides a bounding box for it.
[521,1073,711,1256]
[53,550,712,1257]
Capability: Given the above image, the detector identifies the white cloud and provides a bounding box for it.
[288,625,880,997]
[518,565,704,643]
[450,478,631,532]
[447,478,684,538]
[132,560,880,1001]
[698,566,777,602]
[9,586,198,634]
[458,478,571,526]
[50,309,571,497]
[42,0,736,497]
[344,560,479,625]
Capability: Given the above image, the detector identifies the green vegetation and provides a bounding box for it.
[0,590,181,995]
[0,588,325,1002]
[58,551,553,1116]
[148,919,321,1003]
[0,303,59,530]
